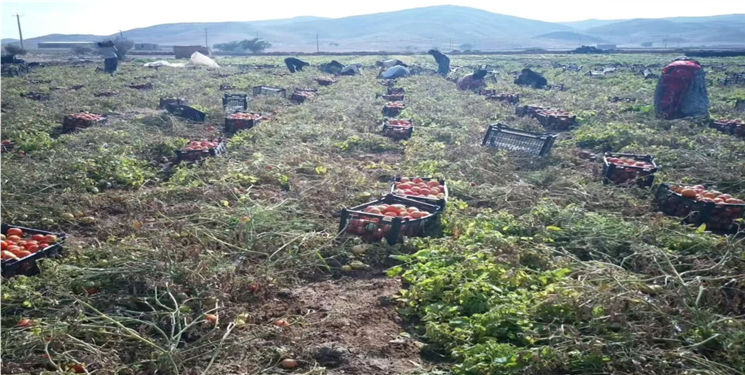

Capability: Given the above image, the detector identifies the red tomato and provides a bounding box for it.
[17,319,33,327]
[1,240,7,250]
[43,235,58,244]
[15,250,31,258]
[7,235,21,242]
[26,244,40,253]
[7,228,23,237]
[413,178,424,184]
[400,177,410,183]
[427,180,440,187]
[39,243,50,249]
[32,234,45,242]
[7,245,21,252]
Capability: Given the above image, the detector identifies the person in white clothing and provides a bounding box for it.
[96,41,119,75]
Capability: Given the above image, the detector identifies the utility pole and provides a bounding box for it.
[205,29,209,48]
[119,30,124,38]
[14,14,24,49]
[316,33,319,53]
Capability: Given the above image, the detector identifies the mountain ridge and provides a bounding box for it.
[3,6,743,52]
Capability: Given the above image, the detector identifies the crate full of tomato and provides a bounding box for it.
[2,140,16,153]
[176,138,226,163]
[382,119,413,140]
[62,111,107,132]
[2,225,65,278]
[654,184,745,232]
[339,194,441,244]
[515,105,546,118]
[383,102,406,117]
[291,89,317,103]
[225,112,262,134]
[602,153,658,187]
[390,177,448,210]
[710,118,745,137]
[534,109,577,131]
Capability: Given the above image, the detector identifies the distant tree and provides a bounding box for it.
[72,45,93,55]
[240,38,272,53]
[215,38,272,53]
[329,42,339,47]
[214,41,243,52]
[4,44,27,56]
[641,42,653,47]
[460,43,474,50]
[112,37,133,60]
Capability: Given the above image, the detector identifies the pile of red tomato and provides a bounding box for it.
[669,185,744,204]
[387,119,411,127]
[227,112,261,120]
[183,139,222,151]
[392,177,445,200]
[384,102,405,109]
[68,112,105,121]
[1,228,60,262]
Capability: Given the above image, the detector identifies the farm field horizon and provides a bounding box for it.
[2,53,745,375]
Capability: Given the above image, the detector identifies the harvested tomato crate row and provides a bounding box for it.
[62,112,108,133]
[339,194,441,245]
[2,224,66,278]
[382,119,413,140]
[175,139,227,163]
[2,141,16,153]
[602,153,658,187]
[253,86,286,97]
[390,177,448,211]
[224,112,263,134]
[382,102,406,117]
[654,183,745,233]
[710,119,745,137]
[482,124,556,156]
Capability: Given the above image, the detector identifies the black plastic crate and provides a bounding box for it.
[20,92,49,101]
[515,105,546,117]
[485,93,520,104]
[253,86,287,97]
[653,184,745,233]
[127,82,153,90]
[175,139,227,163]
[382,102,405,117]
[382,119,413,140]
[390,177,448,211]
[339,194,441,244]
[222,94,248,111]
[2,224,66,278]
[224,112,263,134]
[2,141,16,153]
[159,98,185,110]
[710,119,745,137]
[482,124,556,156]
[736,99,745,112]
[219,83,235,91]
[168,105,207,122]
[534,110,577,131]
[378,93,405,101]
[387,87,405,95]
[62,112,108,133]
[602,153,658,187]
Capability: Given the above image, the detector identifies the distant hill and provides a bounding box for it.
[534,31,605,43]
[4,6,744,52]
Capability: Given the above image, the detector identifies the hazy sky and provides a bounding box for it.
[2,0,744,40]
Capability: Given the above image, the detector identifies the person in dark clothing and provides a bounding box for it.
[514,68,548,89]
[428,49,450,76]
[320,60,345,75]
[96,41,118,75]
[457,69,488,91]
[284,57,309,73]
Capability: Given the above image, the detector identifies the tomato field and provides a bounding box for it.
[2,54,745,375]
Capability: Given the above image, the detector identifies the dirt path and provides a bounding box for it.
[258,274,430,374]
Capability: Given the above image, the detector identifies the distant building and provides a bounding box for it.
[596,44,617,51]
[174,45,210,59]
[37,42,95,49]
[135,43,159,50]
